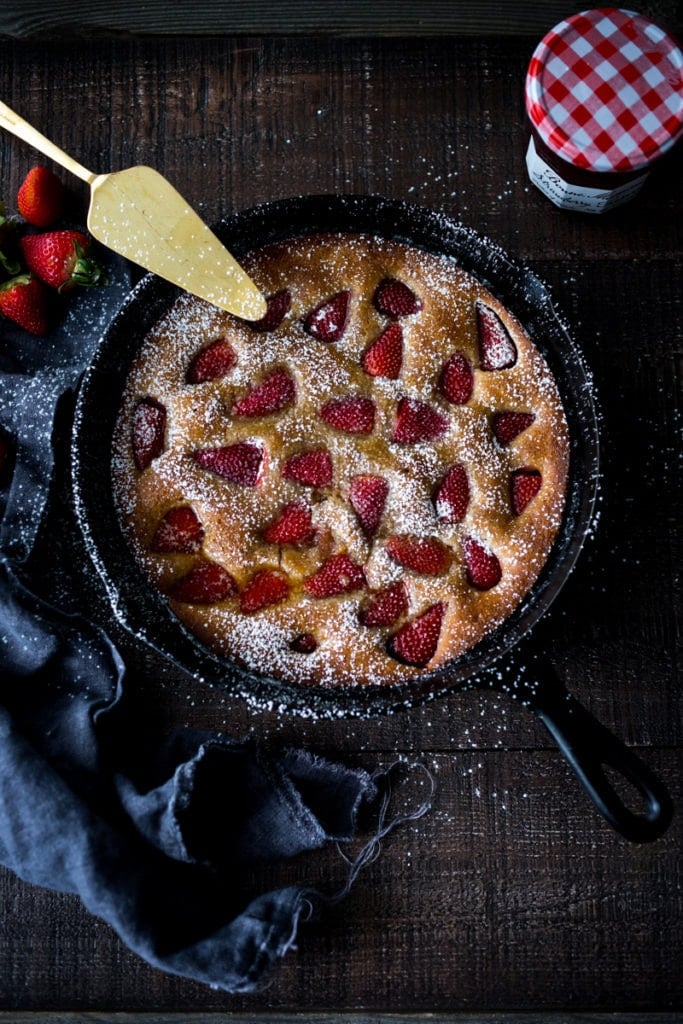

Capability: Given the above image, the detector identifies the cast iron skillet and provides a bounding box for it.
[72,194,672,842]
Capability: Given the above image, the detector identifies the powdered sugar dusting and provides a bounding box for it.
[111,232,569,690]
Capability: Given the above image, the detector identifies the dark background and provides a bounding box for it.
[0,2,681,1016]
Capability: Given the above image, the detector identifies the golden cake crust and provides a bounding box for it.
[112,233,569,688]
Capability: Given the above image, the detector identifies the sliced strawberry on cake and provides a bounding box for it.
[240,569,290,613]
[359,581,409,628]
[361,323,403,379]
[435,463,470,524]
[170,561,238,603]
[476,301,517,371]
[387,602,445,667]
[385,534,452,575]
[510,468,542,515]
[349,474,389,536]
[249,289,291,332]
[262,499,314,545]
[151,506,204,553]
[232,368,296,417]
[463,536,502,590]
[392,397,449,443]
[319,395,376,435]
[303,290,351,342]
[491,411,535,446]
[186,338,237,384]
[439,351,474,405]
[304,553,366,597]
[193,441,266,486]
[282,448,333,487]
[132,397,166,470]
[373,278,422,319]
[289,632,318,653]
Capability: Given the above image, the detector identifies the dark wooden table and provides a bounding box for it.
[0,8,681,1019]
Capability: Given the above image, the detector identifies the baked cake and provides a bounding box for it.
[112,233,569,688]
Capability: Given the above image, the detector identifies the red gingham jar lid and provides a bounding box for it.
[525,8,683,172]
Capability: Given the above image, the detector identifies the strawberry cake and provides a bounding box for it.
[112,233,569,687]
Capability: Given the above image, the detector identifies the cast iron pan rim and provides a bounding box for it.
[72,193,600,719]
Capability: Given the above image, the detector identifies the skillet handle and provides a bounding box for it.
[529,663,673,842]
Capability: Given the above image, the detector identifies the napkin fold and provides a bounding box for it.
[0,558,379,991]
[0,256,431,992]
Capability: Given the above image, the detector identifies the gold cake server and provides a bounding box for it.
[0,100,267,320]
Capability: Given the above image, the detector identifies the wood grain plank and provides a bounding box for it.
[1,0,680,39]
[1,36,681,258]
[0,33,680,1014]
[3,1016,683,1024]
[1,36,679,751]
[0,750,680,1011]
[1,37,678,755]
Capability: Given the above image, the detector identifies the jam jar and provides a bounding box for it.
[525,8,683,213]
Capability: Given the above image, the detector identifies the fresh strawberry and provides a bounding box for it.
[17,166,65,228]
[385,534,451,575]
[132,397,166,470]
[0,273,49,335]
[303,289,351,342]
[463,536,502,590]
[193,441,265,486]
[439,351,474,405]
[232,368,296,417]
[373,278,422,319]
[282,448,333,487]
[263,499,314,545]
[249,289,291,332]
[359,581,408,627]
[240,568,290,613]
[289,632,318,653]
[476,301,517,371]
[361,323,403,378]
[186,337,237,383]
[491,411,535,446]
[304,553,366,598]
[392,397,449,443]
[510,467,542,515]
[151,505,204,553]
[387,602,445,667]
[435,463,470,524]
[349,474,388,536]
[320,395,376,435]
[170,560,238,603]
[20,230,102,291]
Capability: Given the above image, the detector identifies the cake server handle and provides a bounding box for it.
[0,99,95,182]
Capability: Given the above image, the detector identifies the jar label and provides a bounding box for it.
[526,138,649,213]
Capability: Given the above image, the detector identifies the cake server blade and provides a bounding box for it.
[0,100,267,320]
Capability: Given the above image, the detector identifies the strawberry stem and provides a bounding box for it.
[0,272,32,293]
[0,250,21,276]
[63,241,105,291]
